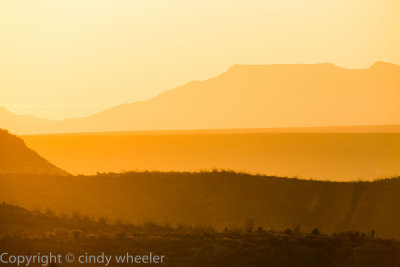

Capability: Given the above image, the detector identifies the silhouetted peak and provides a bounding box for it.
[370,61,399,69]
[0,129,69,175]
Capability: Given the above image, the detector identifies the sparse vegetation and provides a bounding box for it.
[1,202,400,266]
[2,128,400,265]
[3,171,400,238]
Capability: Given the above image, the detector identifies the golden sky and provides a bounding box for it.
[1,0,399,119]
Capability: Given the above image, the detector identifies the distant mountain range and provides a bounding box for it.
[0,129,68,175]
[1,62,400,134]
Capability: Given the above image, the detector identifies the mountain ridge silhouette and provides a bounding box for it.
[0,129,68,175]
[1,62,399,134]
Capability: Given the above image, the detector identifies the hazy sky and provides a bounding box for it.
[1,0,399,119]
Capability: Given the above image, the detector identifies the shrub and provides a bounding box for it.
[312,228,320,235]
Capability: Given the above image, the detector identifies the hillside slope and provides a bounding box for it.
[0,129,68,175]
[2,62,400,134]
[2,171,400,237]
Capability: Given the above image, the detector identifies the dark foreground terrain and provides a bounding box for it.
[4,172,400,238]
[2,203,400,267]
[3,130,400,265]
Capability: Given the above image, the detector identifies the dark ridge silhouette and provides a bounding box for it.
[0,129,68,175]
[3,171,400,238]
[1,62,400,134]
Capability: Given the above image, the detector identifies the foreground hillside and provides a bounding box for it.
[2,62,400,134]
[0,129,67,175]
[2,171,400,238]
[22,130,400,180]
[1,202,400,267]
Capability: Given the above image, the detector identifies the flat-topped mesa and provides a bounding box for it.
[1,62,400,134]
[227,62,400,73]
[226,63,340,72]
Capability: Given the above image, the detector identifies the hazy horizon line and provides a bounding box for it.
[16,124,400,137]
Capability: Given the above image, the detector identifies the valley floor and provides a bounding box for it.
[2,231,400,266]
